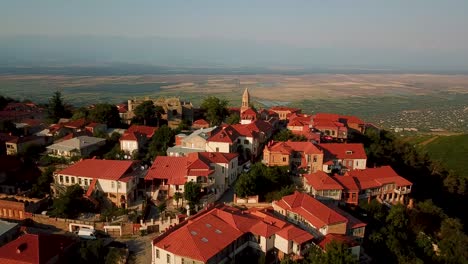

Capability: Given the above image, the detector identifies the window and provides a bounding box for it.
[313,155,317,162]
[84,179,88,186]
[222,167,225,173]
[78,178,82,185]
[166,254,170,263]
[71,177,75,184]
[65,176,69,184]
[117,182,121,188]
[181,259,184,264]
[216,147,219,152]
[111,181,115,188]
[244,139,248,144]
[156,249,160,258]
[59,175,63,183]
[283,157,286,162]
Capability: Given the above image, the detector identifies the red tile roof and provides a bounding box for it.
[207,126,240,143]
[327,205,367,229]
[270,106,300,112]
[275,192,347,229]
[63,118,87,129]
[145,156,188,185]
[198,152,238,164]
[313,113,340,122]
[231,124,258,138]
[340,115,365,125]
[127,125,157,138]
[153,205,314,262]
[304,171,343,191]
[247,120,273,134]
[0,233,75,264]
[192,119,210,126]
[333,174,359,191]
[276,225,314,244]
[347,166,412,188]
[317,234,359,250]
[56,159,135,181]
[319,143,367,160]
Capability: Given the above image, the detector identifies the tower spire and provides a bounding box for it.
[241,88,250,113]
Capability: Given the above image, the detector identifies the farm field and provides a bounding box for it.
[1,73,468,132]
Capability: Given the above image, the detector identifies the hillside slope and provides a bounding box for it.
[422,134,468,178]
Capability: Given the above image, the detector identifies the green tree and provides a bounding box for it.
[174,192,183,208]
[273,129,307,142]
[133,101,157,125]
[306,241,358,264]
[29,166,55,198]
[50,185,94,218]
[80,240,105,263]
[184,182,201,208]
[105,248,127,264]
[226,112,240,125]
[147,125,174,159]
[71,107,89,120]
[47,91,67,123]
[88,103,121,127]
[438,218,468,264]
[235,163,291,199]
[157,201,167,218]
[200,96,228,126]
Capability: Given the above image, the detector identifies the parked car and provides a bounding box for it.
[75,228,97,240]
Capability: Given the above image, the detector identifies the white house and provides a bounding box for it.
[53,159,145,208]
[46,136,106,158]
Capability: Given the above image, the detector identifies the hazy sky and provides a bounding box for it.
[1,0,468,70]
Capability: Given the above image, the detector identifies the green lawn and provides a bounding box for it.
[422,134,468,178]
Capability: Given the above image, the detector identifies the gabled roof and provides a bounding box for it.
[154,209,244,262]
[231,124,259,138]
[192,119,210,126]
[241,108,257,117]
[319,143,367,160]
[317,234,359,250]
[275,192,347,229]
[63,118,87,129]
[304,171,343,191]
[56,159,135,181]
[313,113,340,122]
[347,166,412,188]
[47,136,105,152]
[153,205,315,263]
[266,141,322,155]
[276,225,314,244]
[145,156,188,185]
[127,125,157,138]
[198,152,238,164]
[333,174,359,191]
[0,233,75,264]
[247,120,273,134]
[207,126,239,143]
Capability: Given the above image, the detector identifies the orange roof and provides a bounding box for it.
[0,233,75,264]
[270,106,300,112]
[153,205,315,262]
[313,113,340,122]
[333,174,359,191]
[319,143,367,160]
[276,225,314,244]
[317,234,359,250]
[192,119,210,126]
[56,159,135,181]
[145,156,188,185]
[304,171,343,191]
[63,118,87,129]
[127,125,157,138]
[207,126,239,143]
[340,115,365,125]
[231,124,258,138]
[153,211,244,262]
[275,192,347,229]
[198,152,238,164]
[348,166,412,188]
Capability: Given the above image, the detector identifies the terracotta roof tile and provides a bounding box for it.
[276,192,347,229]
[276,225,314,244]
[304,171,343,191]
[319,143,367,160]
[56,159,135,181]
[127,125,157,138]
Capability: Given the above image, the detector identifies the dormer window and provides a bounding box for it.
[346,150,353,155]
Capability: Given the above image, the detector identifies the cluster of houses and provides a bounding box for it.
[0,89,414,263]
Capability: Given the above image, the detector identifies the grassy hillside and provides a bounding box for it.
[421,134,468,178]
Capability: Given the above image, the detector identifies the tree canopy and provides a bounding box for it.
[147,125,174,160]
[273,129,308,142]
[88,103,121,127]
[235,163,293,200]
[49,185,95,218]
[184,181,201,208]
[200,96,229,126]
[133,100,165,126]
[47,91,69,123]
[306,241,358,264]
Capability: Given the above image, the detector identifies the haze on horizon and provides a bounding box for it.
[1,0,468,72]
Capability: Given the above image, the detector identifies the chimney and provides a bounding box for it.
[16,243,27,254]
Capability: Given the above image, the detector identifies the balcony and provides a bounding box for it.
[394,187,411,195]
